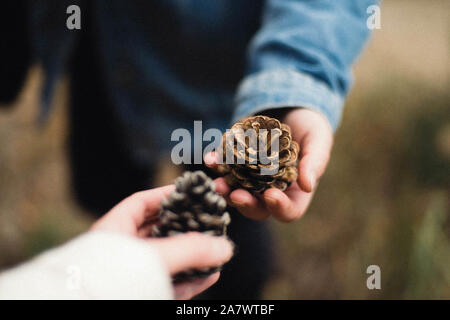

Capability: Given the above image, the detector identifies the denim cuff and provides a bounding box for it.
[232,69,344,132]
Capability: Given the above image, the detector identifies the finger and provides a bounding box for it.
[212,177,235,210]
[285,186,314,219]
[263,188,295,222]
[297,130,332,193]
[137,220,157,238]
[91,184,175,234]
[263,183,313,222]
[204,151,220,168]
[213,177,231,196]
[152,233,234,274]
[174,273,220,300]
[122,185,176,227]
[229,189,271,220]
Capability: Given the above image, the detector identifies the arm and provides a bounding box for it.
[233,0,376,130]
[0,186,233,300]
[209,0,377,221]
[0,231,174,300]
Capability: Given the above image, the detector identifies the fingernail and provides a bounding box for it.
[213,238,233,259]
[265,196,278,208]
[232,200,247,208]
[225,237,236,254]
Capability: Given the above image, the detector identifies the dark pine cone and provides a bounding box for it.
[153,171,231,283]
[218,115,299,194]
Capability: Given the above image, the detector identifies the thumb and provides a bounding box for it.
[297,130,333,193]
[150,233,234,274]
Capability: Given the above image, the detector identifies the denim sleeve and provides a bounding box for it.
[233,0,378,131]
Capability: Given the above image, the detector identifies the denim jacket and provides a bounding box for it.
[25,0,376,163]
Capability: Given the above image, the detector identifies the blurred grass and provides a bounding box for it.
[0,0,449,299]
[0,72,93,268]
[264,0,450,299]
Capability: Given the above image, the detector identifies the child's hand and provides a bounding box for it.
[91,186,234,299]
[205,108,333,222]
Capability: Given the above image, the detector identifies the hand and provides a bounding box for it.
[91,186,234,299]
[205,108,333,222]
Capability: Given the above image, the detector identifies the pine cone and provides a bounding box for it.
[218,115,299,194]
[153,171,231,283]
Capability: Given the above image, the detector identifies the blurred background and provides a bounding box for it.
[0,0,449,299]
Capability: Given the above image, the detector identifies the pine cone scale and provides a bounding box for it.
[153,171,231,283]
[218,116,299,194]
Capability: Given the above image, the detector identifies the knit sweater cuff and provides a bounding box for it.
[0,231,173,300]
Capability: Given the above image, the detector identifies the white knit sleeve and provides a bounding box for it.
[0,231,174,300]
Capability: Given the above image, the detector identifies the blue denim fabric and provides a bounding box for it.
[234,0,377,130]
[30,0,376,163]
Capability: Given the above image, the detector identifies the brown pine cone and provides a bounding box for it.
[153,171,231,283]
[217,115,299,194]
